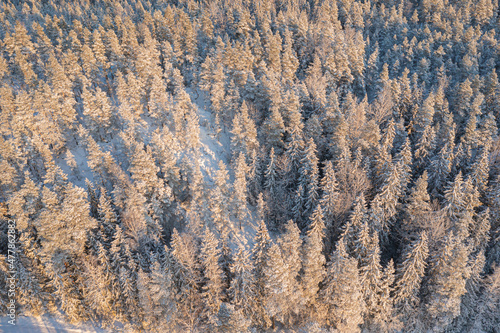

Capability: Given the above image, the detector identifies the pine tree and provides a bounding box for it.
[263,148,280,223]
[150,126,181,193]
[450,249,486,333]
[425,233,471,332]
[304,54,327,115]
[148,72,173,127]
[394,232,429,327]
[470,209,490,253]
[262,105,285,151]
[318,159,340,252]
[210,161,230,233]
[278,220,303,287]
[82,85,113,142]
[129,143,160,197]
[284,89,304,176]
[233,153,249,229]
[342,194,368,253]
[402,171,433,239]
[302,205,326,320]
[263,242,297,328]
[443,172,480,237]
[299,138,320,219]
[136,267,154,326]
[483,69,500,122]
[199,55,226,120]
[229,244,257,321]
[428,142,453,194]
[469,147,490,194]
[359,232,396,332]
[277,220,304,325]
[473,0,495,25]
[281,29,299,85]
[252,219,272,327]
[170,229,203,331]
[148,253,176,329]
[83,241,117,321]
[468,264,500,332]
[415,124,436,170]
[14,234,47,317]
[230,101,259,162]
[264,30,282,74]
[321,239,365,332]
[200,228,224,325]
[371,158,404,237]
[222,79,241,129]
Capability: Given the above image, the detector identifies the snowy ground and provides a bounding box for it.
[0,316,109,332]
[188,89,260,248]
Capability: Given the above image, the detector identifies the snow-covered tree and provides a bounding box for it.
[302,205,326,320]
[233,152,249,229]
[425,234,471,331]
[200,228,224,325]
[394,232,429,327]
[321,239,365,332]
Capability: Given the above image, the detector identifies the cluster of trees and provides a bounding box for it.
[0,0,500,331]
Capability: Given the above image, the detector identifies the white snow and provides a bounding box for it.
[187,88,231,181]
[0,315,109,332]
[187,88,260,251]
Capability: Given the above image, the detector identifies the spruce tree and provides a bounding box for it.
[394,232,429,326]
[320,160,340,229]
[200,228,224,325]
[425,233,471,332]
[302,205,326,320]
[252,219,272,327]
[321,239,365,332]
[233,152,249,229]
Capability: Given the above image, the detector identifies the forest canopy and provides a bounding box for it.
[0,0,499,332]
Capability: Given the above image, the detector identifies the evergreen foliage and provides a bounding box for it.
[0,0,499,331]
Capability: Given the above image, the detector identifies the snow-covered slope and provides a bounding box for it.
[0,315,108,332]
[188,89,260,248]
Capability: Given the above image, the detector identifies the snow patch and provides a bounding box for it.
[0,315,109,332]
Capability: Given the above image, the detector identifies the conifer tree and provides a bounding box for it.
[210,161,230,232]
[200,228,224,325]
[277,220,304,325]
[150,149,179,216]
[425,234,471,332]
[284,89,304,175]
[252,219,272,327]
[262,106,285,151]
[229,244,257,321]
[469,147,490,194]
[319,160,340,228]
[394,232,429,326]
[342,194,368,253]
[428,142,453,194]
[170,229,203,331]
[299,138,320,219]
[263,242,297,328]
[231,101,259,162]
[281,29,299,85]
[302,205,326,320]
[83,241,117,321]
[129,143,160,197]
[233,152,249,229]
[321,239,365,332]
[359,232,396,331]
